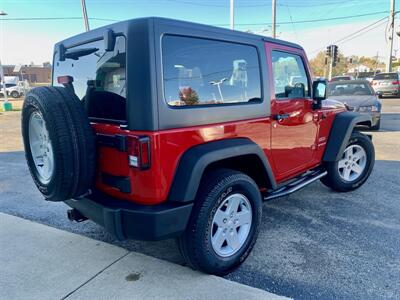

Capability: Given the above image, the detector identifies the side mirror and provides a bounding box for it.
[312,80,327,109]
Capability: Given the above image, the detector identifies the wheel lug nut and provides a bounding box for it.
[223,218,227,223]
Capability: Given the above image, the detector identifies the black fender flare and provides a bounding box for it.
[323,111,372,162]
[167,138,277,202]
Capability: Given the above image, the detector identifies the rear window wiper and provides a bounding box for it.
[64,47,99,60]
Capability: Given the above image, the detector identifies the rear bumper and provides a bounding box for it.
[375,87,400,95]
[65,194,193,241]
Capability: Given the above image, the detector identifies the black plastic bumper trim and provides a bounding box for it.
[96,133,127,152]
[65,195,193,241]
[101,173,131,193]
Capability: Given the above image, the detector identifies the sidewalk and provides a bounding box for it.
[0,213,289,300]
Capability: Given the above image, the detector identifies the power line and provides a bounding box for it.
[1,17,119,21]
[286,5,299,43]
[337,20,388,46]
[163,0,378,8]
[1,11,390,27]
[214,11,389,26]
[309,16,389,55]
[333,16,388,44]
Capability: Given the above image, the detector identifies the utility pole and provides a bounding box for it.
[81,0,90,32]
[0,58,8,103]
[230,0,234,30]
[272,0,276,38]
[374,52,379,75]
[386,0,395,72]
[328,56,333,81]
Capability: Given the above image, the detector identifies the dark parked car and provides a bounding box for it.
[328,80,381,130]
[372,72,400,97]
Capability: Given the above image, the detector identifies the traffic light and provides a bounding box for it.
[332,45,338,63]
[326,45,332,57]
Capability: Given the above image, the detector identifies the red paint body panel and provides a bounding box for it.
[93,117,272,205]
[92,42,345,206]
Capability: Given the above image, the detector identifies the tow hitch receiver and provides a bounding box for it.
[67,209,88,222]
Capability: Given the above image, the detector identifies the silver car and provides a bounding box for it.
[372,72,400,97]
[327,80,382,130]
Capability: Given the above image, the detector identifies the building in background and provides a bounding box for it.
[3,64,51,84]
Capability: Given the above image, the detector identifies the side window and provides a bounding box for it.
[271,51,310,99]
[162,35,262,106]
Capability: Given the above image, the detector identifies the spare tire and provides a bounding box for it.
[21,86,96,201]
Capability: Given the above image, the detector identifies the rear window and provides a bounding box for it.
[162,35,262,107]
[53,36,127,123]
[327,82,374,96]
[373,73,398,80]
[331,76,351,82]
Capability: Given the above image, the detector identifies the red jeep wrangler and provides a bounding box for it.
[22,18,375,275]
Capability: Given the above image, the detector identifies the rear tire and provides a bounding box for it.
[177,169,262,275]
[22,86,96,201]
[321,131,374,192]
[10,91,20,98]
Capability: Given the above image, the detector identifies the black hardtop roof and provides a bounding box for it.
[55,16,303,50]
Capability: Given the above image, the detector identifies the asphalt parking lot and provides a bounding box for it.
[0,98,399,299]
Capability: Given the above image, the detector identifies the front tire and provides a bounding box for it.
[321,131,374,192]
[10,91,20,98]
[178,169,262,275]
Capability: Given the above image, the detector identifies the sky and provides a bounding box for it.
[0,0,398,65]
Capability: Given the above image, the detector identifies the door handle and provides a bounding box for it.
[273,113,290,121]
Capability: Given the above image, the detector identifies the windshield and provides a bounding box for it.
[373,73,398,80]
[327,82,374,96]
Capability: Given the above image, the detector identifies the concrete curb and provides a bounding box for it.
[0,213,290,300]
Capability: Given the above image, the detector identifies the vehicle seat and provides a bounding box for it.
[84,81,126,121]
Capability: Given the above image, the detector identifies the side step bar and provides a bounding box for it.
[264,169,327,201]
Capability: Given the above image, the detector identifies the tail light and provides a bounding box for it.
[392,81,400,85]
[57,75,74,84]
[127,136,151,170]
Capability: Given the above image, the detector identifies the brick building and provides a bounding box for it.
[3,64,52,84]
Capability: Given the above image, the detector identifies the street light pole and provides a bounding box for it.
[0,10,11,110]
[272,0,276,38]
[81,0,90,32]
[0,58,8,103]
[386,0,395,72]
[230,0,234,30]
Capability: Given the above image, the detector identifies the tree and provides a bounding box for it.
[179,87,199,105]
[309,51,385,77]
[309,52,327,77]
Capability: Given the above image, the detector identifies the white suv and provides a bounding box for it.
[0,83,24,98]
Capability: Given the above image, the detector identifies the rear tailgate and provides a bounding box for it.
[91,123,163,205]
